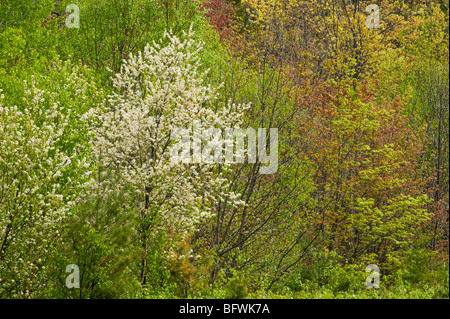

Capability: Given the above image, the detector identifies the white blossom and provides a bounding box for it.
[0,75,91,297]
[87,28,246,258]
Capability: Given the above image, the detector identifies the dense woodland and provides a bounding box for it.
[0,0,448,299]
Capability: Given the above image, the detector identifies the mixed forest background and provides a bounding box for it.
[0,0,448,299]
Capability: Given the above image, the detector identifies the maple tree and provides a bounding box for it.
[295,79,431,267]
[202,0,237,40]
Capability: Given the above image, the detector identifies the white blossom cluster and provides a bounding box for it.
[0,78,90,298]
[86,27,247,255]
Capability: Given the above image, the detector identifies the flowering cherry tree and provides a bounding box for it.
[86,27,246,285]
[0,78,91,298]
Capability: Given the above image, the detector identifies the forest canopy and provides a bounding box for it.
[0,0,448,299]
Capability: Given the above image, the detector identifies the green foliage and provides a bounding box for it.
[0,27,26,69]
[53,0,213,83]
[224,274,249,299]
[283,251,362,293]
[0,0,59,69]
